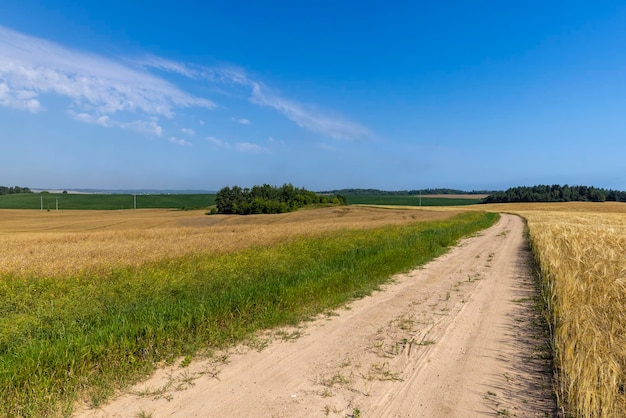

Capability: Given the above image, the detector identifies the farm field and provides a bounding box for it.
[0,193,215,210]
[0,207,460,277]
[3,201,623,417]
[0,192,485,210]
[0,206,496,417]
[500,202,626,417]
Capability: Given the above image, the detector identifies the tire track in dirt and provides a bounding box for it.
[76,214,556,417]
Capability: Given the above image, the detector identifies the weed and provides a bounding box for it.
[321,371,352,389]
[136,410,154,418]
[275,329,302,342]
[320,388,334,398]
[180,355,192,368]
[365,362,403,382]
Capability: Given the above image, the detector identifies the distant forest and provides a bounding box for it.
[481,185,626,204]
[322,188,495,196]
[215,184,346,215]
[0,186,32,195]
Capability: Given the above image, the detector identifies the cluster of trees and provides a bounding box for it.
[215,184,346,215]
[0,186,32,195]
[323,188,495,196]
[481,185,626,204]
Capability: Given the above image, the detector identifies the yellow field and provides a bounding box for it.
[0,207,460,277]
[482,202,626,417]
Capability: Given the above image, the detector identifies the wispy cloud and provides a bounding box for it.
[181,127,195,136]
[123,120,163,136]
[206,136,228,148]
[0,26,372,142]
[232,117,251,125]
[249,82,372,140]
[68,110,163,135]
[140,56,372,140]
[68,111,111,127]
[0,82,41,112]
[206,135,265,153]
[235,142,263,153]
[168,136,192,146]
[0,25,214,131]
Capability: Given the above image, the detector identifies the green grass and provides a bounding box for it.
[345,195,481,206]
[0,193,215,210]
[0,211,498,417]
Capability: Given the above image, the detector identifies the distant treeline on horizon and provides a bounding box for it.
[321,188,495,196]
[481,185,626,203]
[0,186,32,195]
[5,184,626,204]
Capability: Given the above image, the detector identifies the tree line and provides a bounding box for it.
[481,185,626,204]
[215,184,347,215]
[0,186,32,195]
[321,188,495,196]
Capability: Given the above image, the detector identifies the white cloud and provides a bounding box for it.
[0,26,372,142]
[68,110,162,135]
[207,136,228,148]
[232,117,251,125]
[206,136,265,153]
[0,82,41,112]
[136,56,199,79]
[68,111,110,127]
[182,127,195,136]
[235,142,263,153]
[123,120,163,136]
[139,58,372,140]
[250,82,371,140]
[0,26,214,126]
[168,136,192,146]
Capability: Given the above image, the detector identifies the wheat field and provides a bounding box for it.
[485,202,626,417]
[0,206,459,278]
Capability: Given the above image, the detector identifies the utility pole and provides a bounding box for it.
[134,193,137,209]
[40,196,43,211]
[56,197,59,211]
[419,191,422,207]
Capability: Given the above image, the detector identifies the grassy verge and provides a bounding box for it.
[0,211,498,417]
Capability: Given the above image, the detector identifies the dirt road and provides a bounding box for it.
[77,214,556,417]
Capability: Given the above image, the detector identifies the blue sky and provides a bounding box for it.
[1,1,625,191]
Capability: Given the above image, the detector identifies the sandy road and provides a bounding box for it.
[77,214,556,417]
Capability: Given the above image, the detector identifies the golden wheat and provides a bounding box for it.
[491,203,626,417]
[0,207,459,277]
